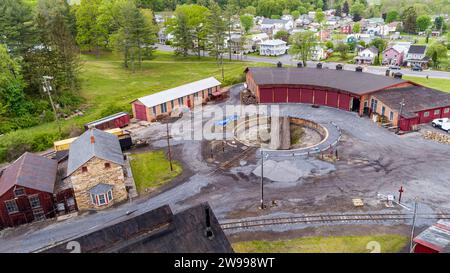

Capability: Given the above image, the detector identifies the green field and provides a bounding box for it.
[324,52,356,63]
[129,150,182,194]
[0,51,268,162]
[232,235,408,253]
[405,76,450,93]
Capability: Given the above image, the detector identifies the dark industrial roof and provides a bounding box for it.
[42,203,233,253]
[245,67,407,95]
[414,220,450,252]
[84,112,128,128]
[88,183,113,195]
[407,45,427,54]
[0,152,57,197]
[67,129,124,175]
[261,18,289,25]
[373,85,450,118]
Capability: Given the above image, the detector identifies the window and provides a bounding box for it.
[381,106,386,116]
[98,194,106,205]
[161,103,167,113]
[90,190,113,206]
[171,100,174,109]
[178,97,184,105]
[14,188,25,197]
[5,200,19,214]
[28,195,41,209]
[82,166,88,173]
[444,108,449,113]
[424,111,430,117]
[33,208,46,221]
[104,163,111,169]
[389,111,394,121]
[152,106,157,115]
[194,92,198,98]
[107,190,113,202]
[434,109,440,115]
[90,194,96,205]
[208,88,212,95]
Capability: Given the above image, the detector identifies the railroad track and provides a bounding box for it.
[220,213,450,231]
[219,146,258,170]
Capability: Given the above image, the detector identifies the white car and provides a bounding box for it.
[431,118,450,133]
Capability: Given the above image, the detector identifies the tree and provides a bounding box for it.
[385,10,398,23]
[291,10,300,20]
[353,22,361,33]
[335,5,342,17]
[325,40,334,49]
[401,6,417,34]
[434,16,444,32]
[170,10,192,57]
[274,30,289,42]
[315,9,325,24]
[426,42,447,69]
[256,0,283,18]
[288,31,318,67]
[416,15,431,32]
[240,14,254,33]
[75,0,108,55]
[335,42,349,59]
[342,1,349,15]
[224,3,238,60]
[207,0,226,80]
[242,6,256,15]
[298,6,307,15]
[350,1,364,22]
[370,37,387,59]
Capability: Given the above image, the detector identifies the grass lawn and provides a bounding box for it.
[129,150,182,194]
[404,76,450,93]
[0,50,269,162]
[232,235,408,253]
[324,52,355,63]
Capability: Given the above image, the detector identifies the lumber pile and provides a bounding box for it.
[241,90,257,105]
[423,130,450,145]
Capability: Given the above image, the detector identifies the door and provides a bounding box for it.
[338,93,351,111]
[326,91,339,108]
[134,103,147,121]
[287,88,301,103]
[314,90,326,105]
[273,87,287,103]
[259,88,273,103]
[300,89,313,103]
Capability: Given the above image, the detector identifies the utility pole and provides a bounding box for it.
[397,98,405,134]
[260,149,266,210]
[409,200,418,253]
[42,76,61,134]
[166,122,173,171]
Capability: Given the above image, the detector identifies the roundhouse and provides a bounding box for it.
[245,65,450,131]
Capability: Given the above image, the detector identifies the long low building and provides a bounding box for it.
[245,65,450,131]
[132,77,221,121]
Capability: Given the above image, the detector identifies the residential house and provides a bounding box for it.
[0,153,58,228]
[259,39,287,56]
[250,32,269,51]
[366,25,389,37]
[341,24,352,34]
[382,46,404,66]
[387,22,400,33]
[311,45,326,61]
[355,46,378,64]
[260,18,293,36]
[66,129,129,211]
[405,45,429,68]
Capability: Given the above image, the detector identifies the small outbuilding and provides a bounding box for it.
[413,220,450,253]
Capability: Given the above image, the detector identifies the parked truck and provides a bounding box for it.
[431,118,450,133]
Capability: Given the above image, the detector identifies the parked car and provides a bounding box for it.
[411,65,423,71]
[431,118,450,133]
[389,65,401,70]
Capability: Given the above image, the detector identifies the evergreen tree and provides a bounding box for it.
[171,11,192,57]
[342,1,349,15]
[401,6,417,34]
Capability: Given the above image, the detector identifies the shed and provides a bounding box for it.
[413,220,450,253]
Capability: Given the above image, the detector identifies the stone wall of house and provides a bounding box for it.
[70,157,128,211]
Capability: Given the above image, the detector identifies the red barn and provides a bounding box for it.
[413,220,450,253]
[0,153,58,228]
[84,112,130,130]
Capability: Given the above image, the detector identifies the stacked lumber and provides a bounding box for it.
[423,130,450,145]
[241,91,257,105]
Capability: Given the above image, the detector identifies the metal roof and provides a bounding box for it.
[414,220,450,252]
[136,77,221,108]
[67,129,124,175]
[246,67,407,95]
[408,45,426,54]
[261,18,289,25]
[373,86,450,118]
[260,39,287,46]
[88,183,113,195]
[0,152,57,197]
[84,112,128,128]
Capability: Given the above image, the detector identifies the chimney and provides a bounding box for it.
[316,62,323,69]
[277,61,282,68]
[90,135,95,144]
[355,66,363,72]
[394,72,403,79]
[204,206,214,240]
[297,62,303,68]
[336,64,343,70]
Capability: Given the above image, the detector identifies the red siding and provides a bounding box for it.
[326,92,339,108]
[301,89,314,103]
[399,117,419,131]
[313,90,326,105]
[259,88,273,103]
[273,87,287,103]
[443,107,450,118]
[287,88,301,103]
[338,93,351,110]
[414,243,439,253]
[134,103,147,121]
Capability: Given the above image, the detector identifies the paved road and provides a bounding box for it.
[157,44,450,79]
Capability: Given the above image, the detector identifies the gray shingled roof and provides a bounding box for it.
[373,86,450,118]
[67,129,124,175]
[246,67,407,95]
[88,183,113,195]
[408,45,426,54]
[261,18,289,25]
[0,152,57,196]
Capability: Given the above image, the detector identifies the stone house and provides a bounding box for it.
[66,129,128,210]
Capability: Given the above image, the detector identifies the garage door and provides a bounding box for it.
[314,90,326,105]
[287,88,301,103]
[338,93,351,111]
[326,91,339,108]
[300,89,313,103]
[134,103,147,121]
[273,87,287,103]
[259,88,273,103]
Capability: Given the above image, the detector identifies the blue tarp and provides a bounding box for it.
[215,115,238,126]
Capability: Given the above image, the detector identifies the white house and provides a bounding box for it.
[260,18,293,36]
[251,33,269,47]
[259,39,287,56]
[405,45,429,67]
[354,46,378,64]
[311,46,326,61]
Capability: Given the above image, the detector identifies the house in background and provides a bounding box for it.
[405,45,429,68]
[355,46,378,64]
[382,46,404,66]
[341,24,352,34]
[413,220,449,253]
[260,18,293,36]
[311,45,326,61]
[259,39,287,56]
[65,129,129,211]
[0,153,58,228]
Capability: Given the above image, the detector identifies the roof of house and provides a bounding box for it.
[42,203,233,253]
[414,220,450,252]
[67,129,124,175]
[88,183,114,195]
[245,67,407,95]
[260,39,287,46]
[136,77,221,108]
[84,112,128,128]
[373,86,450,118]
[0,152,57,197]
[261,18,289,25]
[407,45,426,54]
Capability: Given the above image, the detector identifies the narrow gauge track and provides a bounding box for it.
[221,213,450,230]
